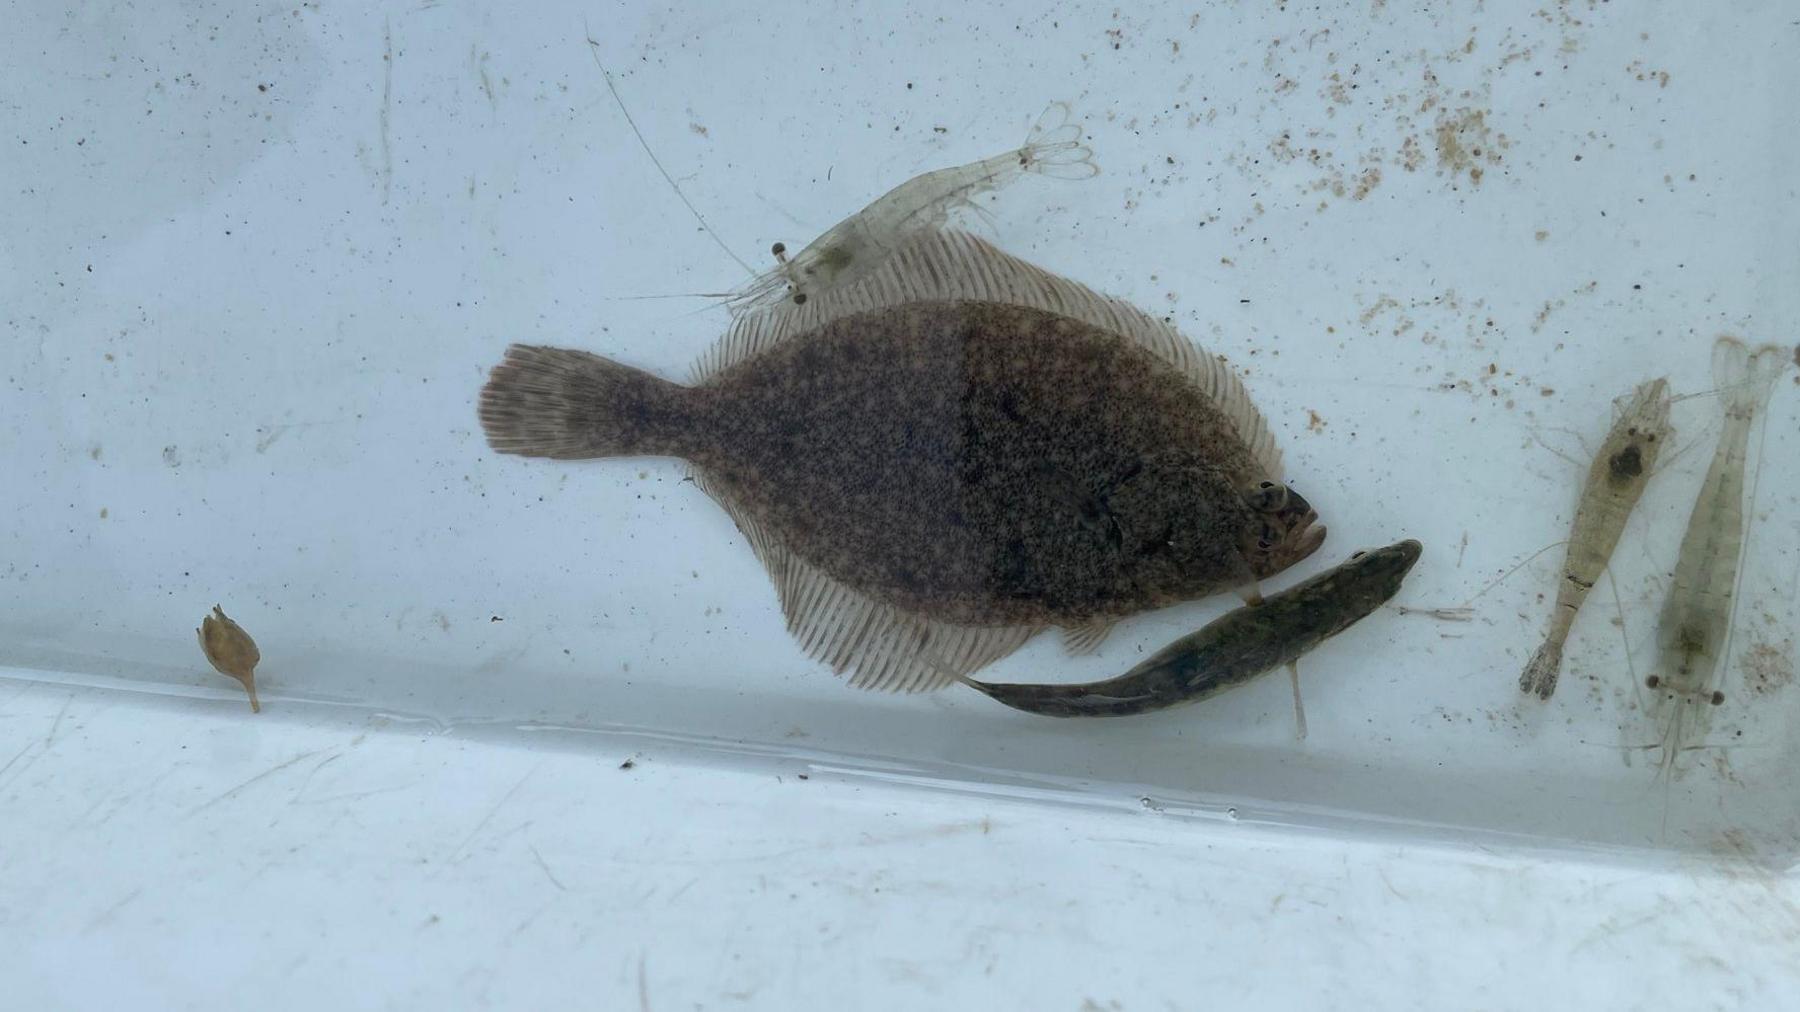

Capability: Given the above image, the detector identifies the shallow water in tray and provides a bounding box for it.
[4,0,1798,863]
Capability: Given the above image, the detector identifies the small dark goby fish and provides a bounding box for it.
[481,229,1324,692]
[958,540,1422,718]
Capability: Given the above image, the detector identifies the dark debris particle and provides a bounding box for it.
[619,758,635,770]
[490,615,503,622]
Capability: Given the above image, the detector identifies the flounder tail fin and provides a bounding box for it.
[480,344,696,460]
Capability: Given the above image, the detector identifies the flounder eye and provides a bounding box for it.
[1246,481,1289,513]
[1254,522,1281,552]
[1351,550,1367,560]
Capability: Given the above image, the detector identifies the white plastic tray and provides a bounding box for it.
[6,0,1797,864]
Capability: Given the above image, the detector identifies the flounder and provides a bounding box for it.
[480,229,1324,691]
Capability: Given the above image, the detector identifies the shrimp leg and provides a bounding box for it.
[1519,377,1671,699]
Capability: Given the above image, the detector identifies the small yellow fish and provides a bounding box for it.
[198,605,261,713]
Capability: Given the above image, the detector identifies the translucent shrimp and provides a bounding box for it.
[1644,337,1788,773]
[729,103,1098,316]
[1518,377,1671,699]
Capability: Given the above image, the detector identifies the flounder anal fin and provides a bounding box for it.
[689,465,1041,692]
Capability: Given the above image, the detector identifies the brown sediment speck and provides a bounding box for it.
[198,605,261,712]
[1400,136,1425,172]
[1306,409,1326,433]
[1627,60,1671,88]
[1741,640,1793,696]
[1359,296,1400,326]
[1433,108,1506,185]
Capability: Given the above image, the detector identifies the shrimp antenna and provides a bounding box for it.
[582,22,756,278]
[1716,370,1778,710]
[603,291,741,302]
[1462,539,1568,604]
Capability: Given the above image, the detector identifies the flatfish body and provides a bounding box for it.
[481,229,1323,691]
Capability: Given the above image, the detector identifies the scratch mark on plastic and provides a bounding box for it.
[449,762,541,862]
[187,747,330,818]
[44,690,75,747]
[380,18,394,204]
[530,844,568,891]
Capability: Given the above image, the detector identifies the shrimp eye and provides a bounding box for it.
[1710,690,1725,706]
[771,241,787,256]
[1645,674,1661,689]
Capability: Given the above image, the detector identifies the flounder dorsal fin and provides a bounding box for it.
[690,465,1041,692]
[690,228,1283,480]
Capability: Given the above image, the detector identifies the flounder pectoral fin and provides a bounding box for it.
[689,465,1041,693]
[1061,619,1116,656]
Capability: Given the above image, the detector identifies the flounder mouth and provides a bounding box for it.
[1273,510,1328,573]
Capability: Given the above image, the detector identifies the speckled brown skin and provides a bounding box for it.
[962,540,1422,717]
[482,299,1324,628]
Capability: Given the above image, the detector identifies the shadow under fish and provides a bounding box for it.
[955,540,1421,719]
